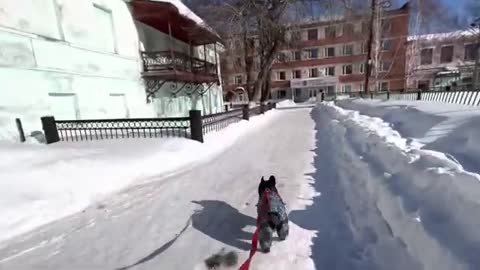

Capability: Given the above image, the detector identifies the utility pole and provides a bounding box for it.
[363,0,376,94]
[472,18,480,90]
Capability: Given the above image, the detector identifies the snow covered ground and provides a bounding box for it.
[0,110,279,243]
[337,99,480,175]
[2,102,480,270]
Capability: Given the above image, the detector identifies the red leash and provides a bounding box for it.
[238,222,259,270]
[239,190,274,270]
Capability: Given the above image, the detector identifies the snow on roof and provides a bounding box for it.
[408,29,480,42]
[152,0,205,26]
[151,0,221,42]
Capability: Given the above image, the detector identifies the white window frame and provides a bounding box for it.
[309,68,319,78]
[381,39,392,51]
[343,44,354,56]
[420,47,434,65]
[377,81,389,92]
[325,47,335,58]
[358,63,365,74]
[292,69,302,79]
[234,75,243,84]
[341,84,352,93]
[380,61,392,72]
[324,66,335,76]
[342,64,353,75]
[440,44,455,63]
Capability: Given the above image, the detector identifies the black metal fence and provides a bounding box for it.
[41,102,277,144]
[55,117,190,142]
[202,109,243,134]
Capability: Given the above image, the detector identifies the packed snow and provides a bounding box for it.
[2,102,480,270]
[338,99,480,175]
[0,110,279,243]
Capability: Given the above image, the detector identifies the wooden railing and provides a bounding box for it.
[141,51,217,76]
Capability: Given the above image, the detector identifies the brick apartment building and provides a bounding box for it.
[407,30,480,91]
[222,3,409,102]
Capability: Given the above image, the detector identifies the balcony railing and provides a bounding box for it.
[141,51,217,77]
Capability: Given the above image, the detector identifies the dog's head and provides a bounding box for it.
[258,175,277,196]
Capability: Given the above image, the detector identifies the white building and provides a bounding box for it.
[0,0,224,141]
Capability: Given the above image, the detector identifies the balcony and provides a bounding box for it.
[141,51,219,84]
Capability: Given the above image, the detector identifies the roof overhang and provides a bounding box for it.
[130,0,223,46]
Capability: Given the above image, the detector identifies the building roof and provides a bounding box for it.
[408,29,480,42]
[130,0,222,45]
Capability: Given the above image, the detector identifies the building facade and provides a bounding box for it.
[0,0,224,141]
[222,4,409,102]
[130,0,224,118]
[407,30,480,91]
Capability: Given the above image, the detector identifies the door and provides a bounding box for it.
[48,93,79,120]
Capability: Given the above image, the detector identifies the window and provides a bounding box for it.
[381,39,392,51]
[290,31,301,42]
[342,64,353,75]
[308,48,319,59]
[358,63,365,74]
[293,70,302,79]
[309,68,319,78]
[382,19,392,33]
[325,66,335,76]
[418,80,430,91]
[342,85,352,93]
[234,75,243,84]
[278,71,286,80]
[380,61,392,72]
[420,48,433,65]
[307,29,318,40]
[93,4,116,53]
[378,81,389,91]
[293,50,302,61]
[277,52,287,62]
[325,26,336,38]
[325,47,335,57]
[440,45,454,63]
[343,44,353,56]
[465,44,478,61]
[343,23,354,35]
[278,90,287,99]
[361,42,368,54]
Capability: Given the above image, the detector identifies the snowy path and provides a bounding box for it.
[0,108,317,270]
[2,104,480,270]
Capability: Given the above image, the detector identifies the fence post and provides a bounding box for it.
[41,116,60,144]
[15,118,26,143]
[387,91,390,100]
[242,104,249,120]
[272,102,277,109]
[370,92,373,99]
[224,104,229,112]
[321,92,325,101]
[417,91,422,100]
[189,110,204,143]
[260,103,266,114]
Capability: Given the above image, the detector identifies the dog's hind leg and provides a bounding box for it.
[258,225,273,253]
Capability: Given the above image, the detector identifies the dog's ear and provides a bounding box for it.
[261,176,265,182]
[269,175,276,185]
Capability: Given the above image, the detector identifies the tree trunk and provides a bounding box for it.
[364,0,376,94]
[261,68,272,102]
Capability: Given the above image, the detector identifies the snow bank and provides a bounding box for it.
[276,99,297,108]
[0,110,280,243]
[338,99,480,175]
[318,103,480,269]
